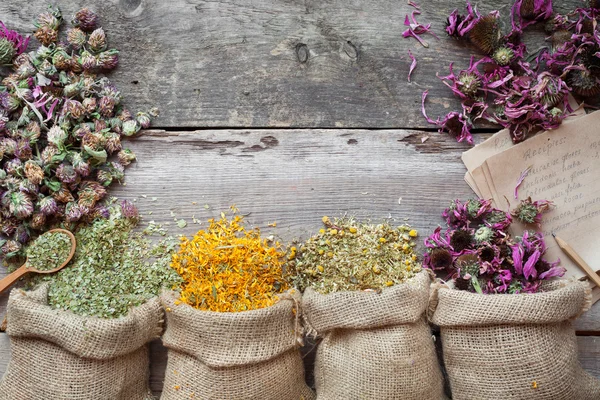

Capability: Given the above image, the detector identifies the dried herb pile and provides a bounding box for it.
[423,0,600,144]
[290,216,421,294]
[170,212,289,312]
[26,201,181,318]
[25,230,71,271]
[0,7,156,259]
[424,198,564,294]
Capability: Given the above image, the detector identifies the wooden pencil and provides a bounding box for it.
[552,233,600,288]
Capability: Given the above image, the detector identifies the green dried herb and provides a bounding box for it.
[290,216,422,294]
[25,231,72,271]
[26,202,182,318]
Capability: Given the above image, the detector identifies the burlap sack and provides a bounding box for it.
[302,270,445,400]
[0,284,160,400]
[159,291,315,400]
[430,279,600,400]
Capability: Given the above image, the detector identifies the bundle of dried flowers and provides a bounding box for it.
[0,7,156,258]
[424,0,600,144]
[424,198,565,294]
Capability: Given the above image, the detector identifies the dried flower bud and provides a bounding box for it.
[77,187,97,209]
[74,124,92,138]
[52,184,75,204]
[88,28,107,52]
[38,196,59,216]
[104,131,122,153]
[65,202,83,222]
[2,240,21,255]
[0,217,17,236]
[70,152,90,177]
[52,49,72,70]
[82,132,102,149]
[97,49,119,70]
[82,97,97,113]
[4,158,23,175]
[73,8,99,32]
[136,112,151,129]
[41,145,60,166]
[492,47,514,66]
[568,69,600,97]
[79,51,97,72]
[90,204,110,219]
[56,163,79,184]
[14,225,30,244]
[94,119,107,132]
[108,117,122,130]
[66,27,87,49]
[15,139,32,160]
[120,199,139,221]
[1,138,17,155]
[457,72,481,98]
[118,149,136,166]
[79,180,106,201]
[110,161,125,180]
[24,160,44,185]
[16,62,36,79]
[63,99,86,120]
[122,119,140,136]
[98,96,115,117]
[36,11,61,30]
[9,191,34,219]
[39,59,57,77]
[429,248,453,270]
[47,125,67,147]
[34,25,58,46]
[63,81,82,98]
[469,14,501,55]
[30,212,47,230]
[96,170,112,186]
[0,38,16,65]
[551,30,572,52]
[19,180,38,195]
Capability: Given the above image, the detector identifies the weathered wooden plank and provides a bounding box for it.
[0,0,582,128]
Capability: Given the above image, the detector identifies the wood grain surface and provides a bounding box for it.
[0,0,582,128]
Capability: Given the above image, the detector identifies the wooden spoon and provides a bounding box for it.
[0,229,76,295]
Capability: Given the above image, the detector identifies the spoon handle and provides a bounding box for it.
[0,265,30,295]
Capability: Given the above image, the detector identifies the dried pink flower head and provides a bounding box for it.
[73,8,99,32]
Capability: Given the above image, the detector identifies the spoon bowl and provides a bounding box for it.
[0,228,77,295]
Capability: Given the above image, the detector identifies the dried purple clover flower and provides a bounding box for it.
[38,196,59,216]
[2,239,22,256]
[88,28,107,53]
[136,112,151,129]
[24,161,44,185]
[65,202,83,222]
[73,8,99,32]
[118,149,136,166]
[122,120,140,136]
[97,49,119,70]
[9,191,34,219]
[120,199,139,221]
[511,197,553,225]
[66,27,87,49]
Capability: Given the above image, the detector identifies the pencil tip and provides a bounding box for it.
[551,232,556,237]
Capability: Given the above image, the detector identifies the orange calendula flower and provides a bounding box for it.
[170,212,289,312]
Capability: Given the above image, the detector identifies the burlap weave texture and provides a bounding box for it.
[430,280,600,400]
[160,291,315,400]
[0,284,159,400]
[303,270,445,400]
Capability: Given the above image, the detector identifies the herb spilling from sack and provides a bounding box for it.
[170,211,289,312]
[25,230,71,271]
[290,216,421,294]
[26,200,181,318]
[423,198,564,294]
[422,0,600,144]
[0,7,156,258]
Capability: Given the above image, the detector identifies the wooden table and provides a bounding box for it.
[1,0,599,397]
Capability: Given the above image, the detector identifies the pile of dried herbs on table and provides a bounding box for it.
[24,230,71,271]
[0,7,156,260]
[422,1,600,144]
[170,211,290,312]
[290,216,421,294]
[25,200,182,318]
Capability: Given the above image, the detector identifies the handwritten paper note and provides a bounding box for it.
[477,111,600,281]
